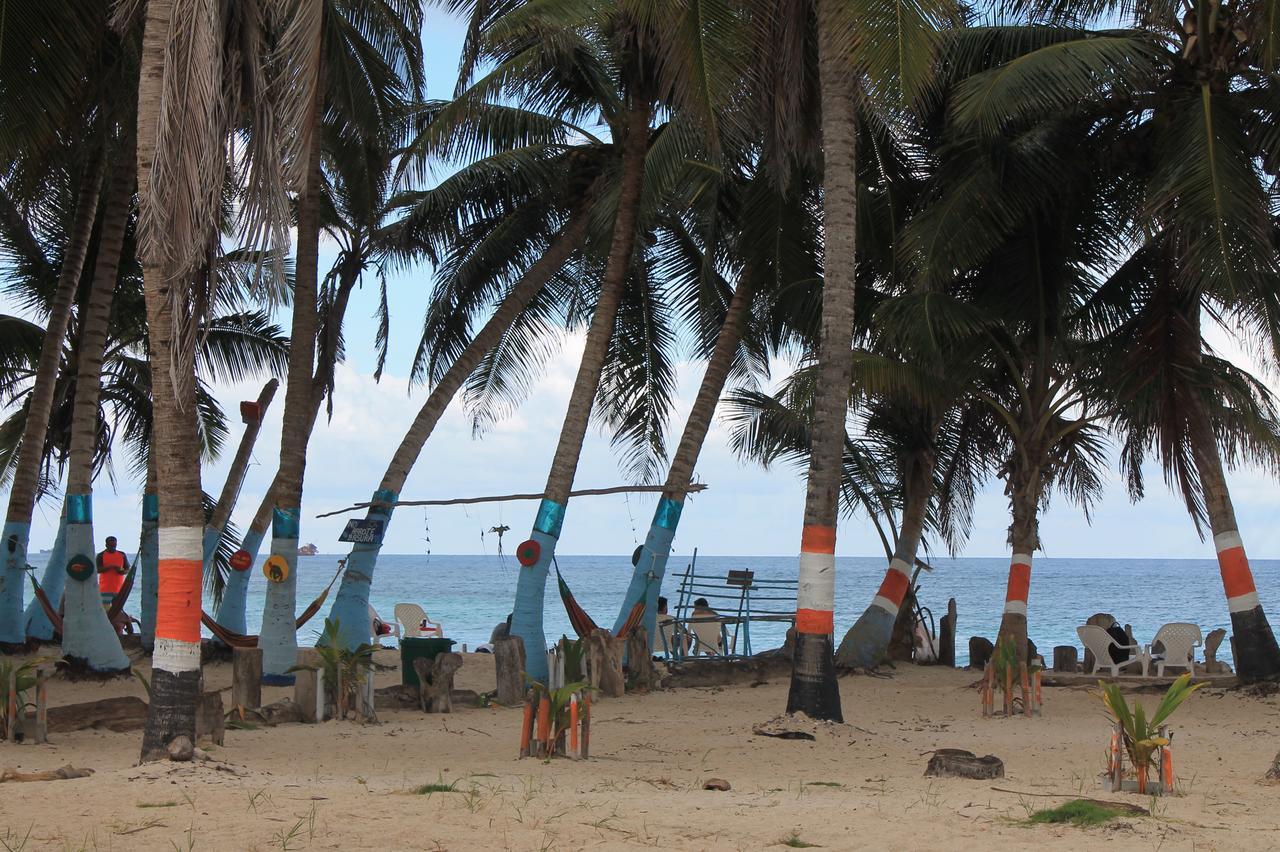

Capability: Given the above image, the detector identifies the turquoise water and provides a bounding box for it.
[27,552,1280,666]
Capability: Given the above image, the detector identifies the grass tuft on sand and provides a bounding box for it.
[1026,799,1135,827]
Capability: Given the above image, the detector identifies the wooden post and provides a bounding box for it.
[1020,663,1031,718]
[494,637,526,705]
[581,690,591,759]
[625,627,655,693]
[5,667,16,741]
[535,692,552,757]
[34,668,48,744]
[518,691,535,758]
[569,693,580,755]
[1034,669,1042,715]
[585,628,624,698]
[232,647,263,711]
[938,599,957,667]
[294,649,322,723]
[1003,664,1013,717]
[1052,645,1078,673]
[980,662,991,717]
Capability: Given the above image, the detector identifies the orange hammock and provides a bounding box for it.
[555,562,647,640]
[202,562,345,648]
[29,561,137,636]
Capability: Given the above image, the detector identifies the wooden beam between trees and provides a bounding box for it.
[315,483,709,518]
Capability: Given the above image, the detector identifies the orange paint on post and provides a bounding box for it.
[795,608,834,634]
[875,570,911,608]
[155,557,202,644]
[1005,561,1031,604]
[800,524,836,554]
[1217,547,1257,599]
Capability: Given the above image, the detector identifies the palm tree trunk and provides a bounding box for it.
[137,0,206,761]
[787,0,854,722]
[510,102,650,682]
[995,474,1038,668]
[1187,397,1280,682]
[611,272,755,646]
[325,189,599,650]
[261,78,324,683]
[59,141,135,672]
[23,506,67,642]
[139,460,159,651]
[835,453,935,669]
[0,155,104,646]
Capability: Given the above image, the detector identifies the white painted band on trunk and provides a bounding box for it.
[1003,600,1028,616]
[796,551,835,612]
[888,557,911,577]
[1214,531,1244,553]
[871,596,900,615]
[159,526,204,561]
[153,637,201,673]
[1011,553,1033,567]
[1228,592,1261,614]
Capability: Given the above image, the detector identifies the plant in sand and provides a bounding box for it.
[0,657,54,739]
[531,679,593,754]
[294,619,380,720]
[992,638,1040,707]
[1099,673,1204,792]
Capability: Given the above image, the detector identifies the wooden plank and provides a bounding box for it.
[1040,671,1237,689]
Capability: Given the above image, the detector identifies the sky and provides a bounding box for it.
[8,10,1280,561]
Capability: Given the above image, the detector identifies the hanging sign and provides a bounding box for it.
[229,549,253,571]
[339,518,385,545]
[516,539,541,567]
[263,554,290,583]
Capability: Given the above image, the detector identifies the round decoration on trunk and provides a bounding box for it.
[66,554,95,582]
[263,554,290,583]
[516,539,541,567]
[631,545,644,566]
[229,549,253,571]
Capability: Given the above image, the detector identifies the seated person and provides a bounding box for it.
[690,597,723,656]
[1106,619,1131,663]
[655,596,686,656]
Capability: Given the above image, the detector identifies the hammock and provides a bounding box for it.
[27,560,138,636]
[554,562,648,640]
[105,561,138,622]
[28,574,63,635]
[202,561,346,648]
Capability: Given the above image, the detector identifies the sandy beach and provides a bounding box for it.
[0,648,1277,851]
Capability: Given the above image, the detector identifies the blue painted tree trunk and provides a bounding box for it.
[0,520,31,645]
[214,527,263,636]
[139,494,159,650]
[612,497,682,648]
[510,498,564,683]
[326,490,396,650]
[60,494,129,671]
[259,508,299,683]
[24,510,68,641]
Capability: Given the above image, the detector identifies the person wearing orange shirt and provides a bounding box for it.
[97,536,128,606]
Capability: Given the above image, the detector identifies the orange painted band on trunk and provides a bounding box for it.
[1005,560,1031,603]
[155,557,202,644]
[875,568,911,608]
[795,608,834,634]
[800,525,836,554]
[1217,546,1257,599]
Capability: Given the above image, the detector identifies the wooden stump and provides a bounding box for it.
[415,652,463,713]
[585,628,625,698]
[293,649,322,723]
[232,647,263,711]
[938,599,957,668]
[1203,628,1229,674]
[625,626,656,693]
[495,637,526,705]
[924,749,1004,779]
[968,637,994,670]
[195,691,225,746]
[1052,645,1078,673]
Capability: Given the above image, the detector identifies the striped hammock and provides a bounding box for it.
[554,561,647,640]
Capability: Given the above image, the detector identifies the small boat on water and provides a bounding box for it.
[297,543,319,556]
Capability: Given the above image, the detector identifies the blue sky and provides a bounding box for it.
[8,9,1280,561]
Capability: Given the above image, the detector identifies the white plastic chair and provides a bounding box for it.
[689,617,723,656]
[369,605,401,644]
[1150,622,1202,677]
[1078,625,1147,676]
[394,602,443,638]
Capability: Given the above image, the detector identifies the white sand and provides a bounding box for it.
[2,647,1279,850]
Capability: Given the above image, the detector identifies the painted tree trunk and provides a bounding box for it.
[23,507,67,641]
[1187,398,1280,682]
[61,495,129,671]
[510,104,650,681]
[139,490,159,651]
[995,484,1038,668]
[611,273,755,646]
[55,144,134,670]
[0,156,104,645]
[835,456,934,669]
[787,0,855,722]
[137,0,205,761]
[215,526,264,637]
[325,190,600,651]
[259,508,300,683]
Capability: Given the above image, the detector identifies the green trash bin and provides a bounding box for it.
[400,637,456,687]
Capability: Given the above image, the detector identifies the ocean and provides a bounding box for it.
[28,552,1279,667]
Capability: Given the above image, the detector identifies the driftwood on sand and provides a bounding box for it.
[0,765,94,783]
[924,749,1005,779]
[625,626,656,693]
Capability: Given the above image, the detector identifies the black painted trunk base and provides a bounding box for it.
[786,632,843,722]
[1231,606,1280,683]
[140,667,201,762]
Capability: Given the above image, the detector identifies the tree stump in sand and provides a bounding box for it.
[968,637,994,670]
[196,692,225,746]
[626,626,656,693]
[585,628,625,698]
[924,749,1004,779]
[1053,645,1078,673]
[415,652,463,713]
[1203,628,1231,674]
[232,647,263,711]
[938,599,957,668]
[495,637,526,705]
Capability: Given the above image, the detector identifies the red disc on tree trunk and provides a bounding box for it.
[516,539,541,567]
[229,549,253,571]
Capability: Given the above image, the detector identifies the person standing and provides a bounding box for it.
[97,535,128,605]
